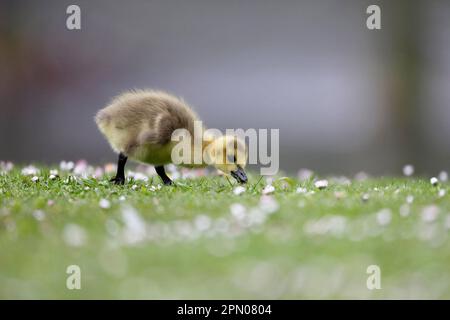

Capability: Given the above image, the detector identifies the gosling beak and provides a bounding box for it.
[231,166,248,184]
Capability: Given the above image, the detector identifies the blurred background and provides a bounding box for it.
[1,0,449,176]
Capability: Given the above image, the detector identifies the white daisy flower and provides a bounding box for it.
[262,185,275,195]
[296,187,307,194]
[314,179,328,189]
[430,177,439,186]
[99,198,111,209]
[439,171,448,182]
[376,209,392,226]
[233,186,246,195]
[402,164,414,176]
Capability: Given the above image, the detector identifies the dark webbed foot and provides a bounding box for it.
[110,176,125,185]
[155,166,173,186]
[110,152,127,185]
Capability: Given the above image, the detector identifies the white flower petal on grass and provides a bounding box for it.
[60,161,74,171]
[194,215,212,232]
[421,205,440,223]
[134,173,149,182]
[230,203,247,220]
[22,165,39,176]
[99,198,111,209]
[296,187,307,194]
[259,196,279,214]
[331,176,351,186]
[0,161,14,173]
[361,193,370,202]
[128,171,148,182]
[297,169,314,181]
[314,180,328,190]
[376,209,392,226]
[31,176,39,182]
[63,224,87,247]
[49,174,57,180]
[131,184,138,190]
[406,195,414,204]
[354,171,369,181]
[119,195,126,202]
[262,185,275,195]
[403,164,414,176]
[73,160,88,176]
[121,206,147,245]
[233,186,246,195]
[438,189,446,198]
[439,171,448,182]
[430,177,439,186]
[50,169,59,176]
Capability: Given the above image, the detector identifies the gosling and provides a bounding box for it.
[95,89,248,185]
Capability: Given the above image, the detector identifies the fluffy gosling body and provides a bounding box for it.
[95,89,248,185]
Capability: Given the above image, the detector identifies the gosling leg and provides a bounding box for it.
[110,152,127,185]
[155,166,173,185]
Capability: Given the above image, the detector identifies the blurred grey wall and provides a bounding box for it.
[1,0,449,175]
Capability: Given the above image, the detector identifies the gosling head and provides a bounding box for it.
[205,135,248,184]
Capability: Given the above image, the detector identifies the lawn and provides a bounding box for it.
[1,162,450,299]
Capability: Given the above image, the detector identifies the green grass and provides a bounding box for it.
[1,166,450,299]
